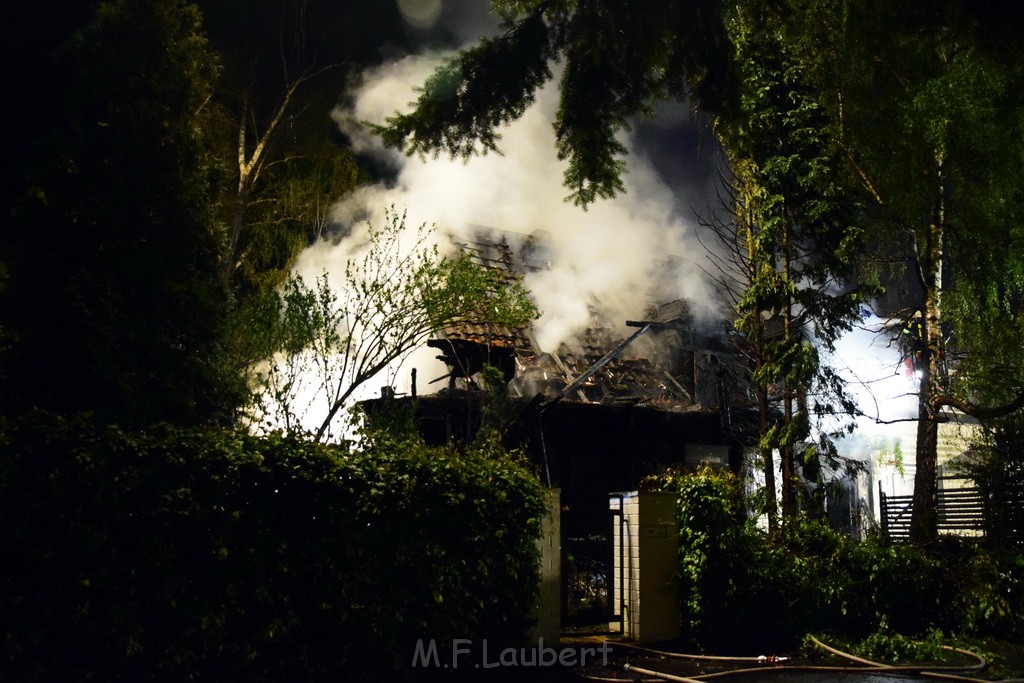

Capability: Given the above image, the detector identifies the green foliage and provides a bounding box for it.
[643,465,752,645]
[722,3,870,353]
[241,206,538,440]
[946,544,1022,637]
[1,0,241,426]
[229,142,362,301]
[480,363,514,435]
[373,7,554,164]
[876,438,906,476]
[374,0,728,207]
[0,412,545,681]
[647,467,1024,652]
[234,273,341,436]
[844,534,946,635]
[786,0,1024,541]
[807,627,945,664]
[713,3,872,523]
[958,417,1024,547]
[196,0,371,306]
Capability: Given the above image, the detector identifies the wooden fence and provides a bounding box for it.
[879,477,1023,543]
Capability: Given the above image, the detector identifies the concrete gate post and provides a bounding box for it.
[610,491,679,643]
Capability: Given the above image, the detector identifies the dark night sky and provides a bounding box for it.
[196,0,717,212]
[1,0,716,230]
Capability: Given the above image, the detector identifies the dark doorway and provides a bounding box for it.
[562,508,612,632]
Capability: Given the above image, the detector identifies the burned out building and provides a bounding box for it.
[364,232,759,629]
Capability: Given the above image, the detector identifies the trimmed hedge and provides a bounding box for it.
[649,466,1024,652]
[0,413,545,681]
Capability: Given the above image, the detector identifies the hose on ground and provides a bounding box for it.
[809,634,990,682]
[612,641,790,663]
[574,635,1010,683]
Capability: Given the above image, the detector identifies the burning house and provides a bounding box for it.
[363,231,761,629]
[378,233,759,472]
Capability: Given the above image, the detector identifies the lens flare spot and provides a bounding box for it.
[397,0,442,29]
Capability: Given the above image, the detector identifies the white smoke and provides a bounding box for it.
[288,41,927,487]
[312,52,713,356]
[822,316,920,499]
[826,316,919,425]
[278,44,715,438]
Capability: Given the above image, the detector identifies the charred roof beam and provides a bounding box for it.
[556,323,653,401]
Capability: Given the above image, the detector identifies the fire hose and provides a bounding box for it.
[575,635,1024,683]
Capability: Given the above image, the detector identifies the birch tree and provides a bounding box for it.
[788,0,1024,542]
[200,0,362,300]
[371,0,1024,541]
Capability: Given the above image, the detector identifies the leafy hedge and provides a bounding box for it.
[648,466,1024,652]
[0,413,546,681]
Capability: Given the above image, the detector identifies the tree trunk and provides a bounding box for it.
[909,153,946,544]
[742,186,779,534]
[757,385,779,534]
[780,402,797,520]
[780,212,798,520]
[911,387,939,543]
[910,291,943,544]
[230,181,249,264]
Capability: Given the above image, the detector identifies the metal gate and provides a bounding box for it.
[562,507,613,630]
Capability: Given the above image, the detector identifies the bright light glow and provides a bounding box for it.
[397,0,442,29]
[823,315,918,503]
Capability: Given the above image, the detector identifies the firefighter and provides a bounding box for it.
[902,310,925,375]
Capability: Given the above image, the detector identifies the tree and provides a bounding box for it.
[1,0,240,425]
[196,0,368,301]
[374,0,875,521]
[369,0,1024,542]
[700,162,782,529]
[216,63,360,300]
[702,2,870,527]
[787,0,1024,542]
[243,207,538,441]
[174,1,382,408]
[372,0,729,207]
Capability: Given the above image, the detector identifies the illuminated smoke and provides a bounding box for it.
[822,316,921,499]
[314,52,714,360]
[290,31,920,496]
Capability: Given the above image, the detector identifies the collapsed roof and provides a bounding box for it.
[427,232,751,416]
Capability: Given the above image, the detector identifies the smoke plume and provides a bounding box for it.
[301,52,713,359]
[290,24,920,492]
